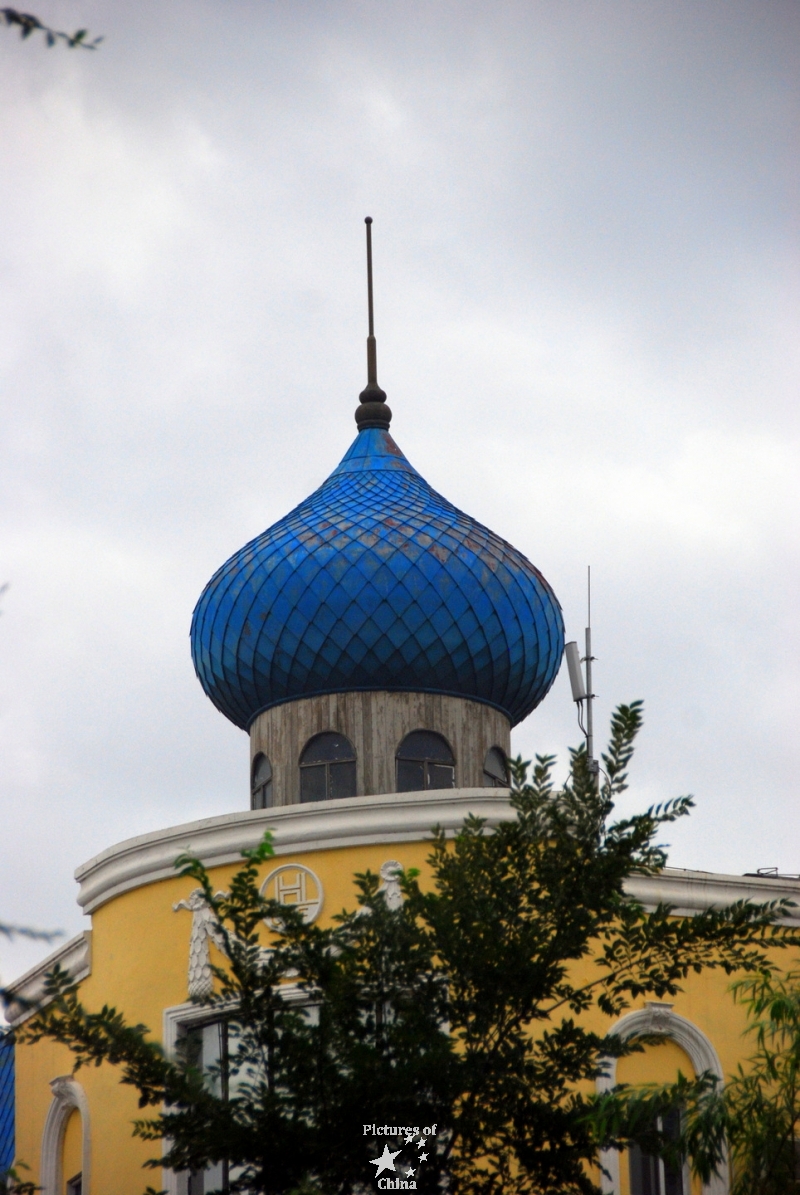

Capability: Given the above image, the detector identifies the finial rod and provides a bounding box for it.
[366,217,375,339]
[356,216,391,428]
[365,217,377,385]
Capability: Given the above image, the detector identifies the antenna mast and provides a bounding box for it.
[564,566,599,781]
[584,566,598,777]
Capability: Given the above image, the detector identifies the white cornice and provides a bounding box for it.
[73,789,800,925]
[75,790,513,914]
[626,869,800,923]
[4,931,91,1027]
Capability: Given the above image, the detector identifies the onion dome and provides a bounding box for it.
[190,220,564,730]
[192,428,563,730]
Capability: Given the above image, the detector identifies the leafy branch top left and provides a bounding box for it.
[1,7,102,48]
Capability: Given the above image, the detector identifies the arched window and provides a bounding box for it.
[396,731,455,792]
[483,747,508,788]
[40,1076,91,1195]
[300,733,356,802]
[251,753,273,810]
[597,1006,721,1195]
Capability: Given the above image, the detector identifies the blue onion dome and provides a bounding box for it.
[191,426,564,731]
[192,219,563,730]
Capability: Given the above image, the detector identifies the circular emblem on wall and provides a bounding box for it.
[261,864,323,926]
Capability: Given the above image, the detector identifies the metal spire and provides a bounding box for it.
[355,216,392,429]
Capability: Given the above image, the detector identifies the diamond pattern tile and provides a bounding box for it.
[191,427,564,729]
[0,1031,14,1172]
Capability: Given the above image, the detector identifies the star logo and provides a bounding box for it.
[370,1144,401,1176]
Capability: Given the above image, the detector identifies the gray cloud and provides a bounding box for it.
[1,0,798,985]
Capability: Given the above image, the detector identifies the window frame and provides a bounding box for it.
[162,990,309,1195]
[482,746,509,788]
[298,732,357,803]
[250,753,273,810]
[595,1005,725,1195]
[395,730,456,792]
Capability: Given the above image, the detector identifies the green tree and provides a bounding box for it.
[1,921,62,1013]
[0,1161,38,1195]
[19,703,800,1195]
[1,8,100,48]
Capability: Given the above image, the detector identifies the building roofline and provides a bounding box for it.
[72,790,800,921]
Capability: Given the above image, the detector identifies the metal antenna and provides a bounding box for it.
[565,567,599,780]
[355,217,391,428]
[584,566,599,778]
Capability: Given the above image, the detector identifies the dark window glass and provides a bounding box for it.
[629,1147,659,1195]
[661,1110,684,1195]
[329,759,357,800]
[396,731,455,792]
[629,1109,684,1195]
[428,763,456,789]
[251,753,273,810]
[482,747,508,787]
[300,763,328,802]
[299,733,356,802]
[66,1177,82,1195]
[397,759,425,792]
[182,1025,203,1072]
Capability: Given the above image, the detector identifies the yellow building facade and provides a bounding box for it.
[10,800,800,1195]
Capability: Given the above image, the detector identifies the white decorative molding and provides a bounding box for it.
[597,1005,728,1195]
[4,932,92,1027]
[261,864,323,925]
[377,860,404,910]
[624,869,800,921]
[73,788,800,924]
[173,889,229,1001]
[75,790,513,914]
[40,1075,91,1195]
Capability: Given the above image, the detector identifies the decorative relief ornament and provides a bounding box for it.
[173,887,228,1000]
[644,1001,674,1035]
[377,860,404,911]
[49,1075,74,1102]
[260,864,323,926]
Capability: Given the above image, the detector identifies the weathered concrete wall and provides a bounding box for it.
[249,691,511,806]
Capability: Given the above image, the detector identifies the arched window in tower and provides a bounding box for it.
[482,747,508,788]
[300,733,357,802]
[396,731,455,792]
[251,753,273,810]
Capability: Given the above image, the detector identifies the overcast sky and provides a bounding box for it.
[1,0,798,988]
